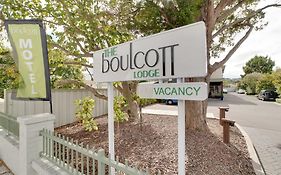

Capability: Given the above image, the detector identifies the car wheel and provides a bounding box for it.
[167,100,173,105]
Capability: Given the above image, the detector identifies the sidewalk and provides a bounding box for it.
[142,103,215,118]
[243,127,281,175]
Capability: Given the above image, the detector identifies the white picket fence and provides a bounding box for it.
[4,89,110,127]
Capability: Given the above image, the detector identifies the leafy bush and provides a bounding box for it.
[273,68,281,95]
[75,97,98,131]
[256,74,276,93]
[114,96,129,123]
[241,72,262,95]
[137,97,157,107]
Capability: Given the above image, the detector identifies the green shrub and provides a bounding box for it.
[114,96,129,122]
[256,74,275,93]
[138,98,157,107]
[75,97,98,131]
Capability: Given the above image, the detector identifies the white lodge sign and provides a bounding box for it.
[137,82,208,101]
[93,22,207,82]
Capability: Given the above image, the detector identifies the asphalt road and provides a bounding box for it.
[208,92,281,132]
[208,92,281,175]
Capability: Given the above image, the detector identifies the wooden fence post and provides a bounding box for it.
[219,107,229,125]
[221,118,235,144]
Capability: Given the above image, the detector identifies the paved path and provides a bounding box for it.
[243,127,281,175]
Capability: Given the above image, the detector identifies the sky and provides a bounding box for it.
[223,0,281,78]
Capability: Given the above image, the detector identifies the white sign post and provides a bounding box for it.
[177,78,186,175]
[137,81,208,174]
[107,82,115,174]
[92,21,207,175]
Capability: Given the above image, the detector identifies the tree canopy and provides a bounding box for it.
[1,0,281,129]
[0,44,19,98]
[240,72,262,94]
[243,55,275,76]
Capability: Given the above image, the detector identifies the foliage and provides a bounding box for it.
[129,0,203,35]
[256,74,275,93]
[126,0,275,69]
[0,0,137,119]
[114,96,128,123]
[2,0,280,129]
[0,45,19,98]
[49,49,84,89]
[243,56,275,76]
[240,72,262,95]
[0,45,84,98]
[1,0,134,57]
[135,96,157,107]
[272,68,281,95]
[75,97,98,131]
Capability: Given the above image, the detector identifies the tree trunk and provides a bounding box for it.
[121,82,140,122]
[185,100,208,131]
[185,77,210,131]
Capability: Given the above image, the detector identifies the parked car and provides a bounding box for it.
[165,99,178,105]
[237,89,246,94]
[223,89,228,94]
[257,90,278,101]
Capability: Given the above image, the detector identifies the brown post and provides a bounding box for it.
[221,118,235,144]
[223,121,230,144]
[219,107,229,125]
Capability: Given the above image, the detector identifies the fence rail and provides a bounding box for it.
[40,129,148,175]
[0,112,19,138]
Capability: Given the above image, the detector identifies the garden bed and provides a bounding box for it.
[56,114,255,175]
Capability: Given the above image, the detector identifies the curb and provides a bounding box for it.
[235,123,265,175]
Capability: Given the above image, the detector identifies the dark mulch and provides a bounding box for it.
[55,114,255,175]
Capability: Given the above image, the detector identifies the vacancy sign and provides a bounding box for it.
[93,22,207,82]
[137,82,208,101]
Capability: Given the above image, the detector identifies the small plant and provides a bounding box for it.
[114,96,128,123]
[135,94,157,107]
[75,97,98,131]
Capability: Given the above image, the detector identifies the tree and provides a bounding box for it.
[0,0,142,121]
[243,55,275,76]
[256,74,275,93]
[0,44,19,98]
[272,68,281,96]
[127,0,281,130]
[241,72,262,95]
[48,49,84,89]
[2,1,281,129]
